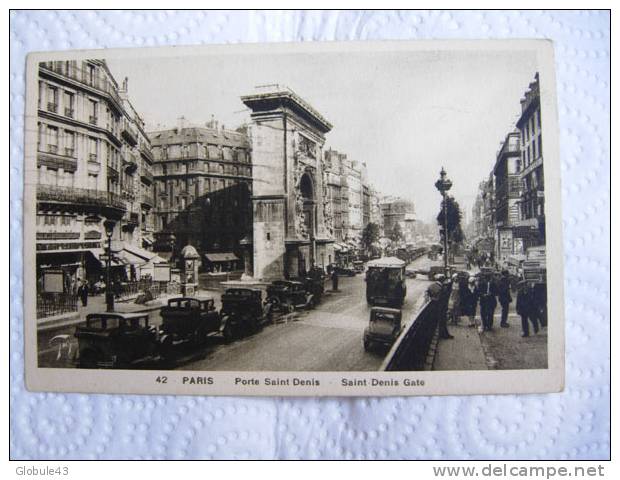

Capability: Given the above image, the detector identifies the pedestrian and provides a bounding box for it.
[476,273,497,332]
[331,268,339,291]
[460,277,479,327]
[533,283,547,329]
[77,279,89,307]
[433,276,453,340]
[447,273,461,325]
[516,281,539,337]
[497,270,512,327]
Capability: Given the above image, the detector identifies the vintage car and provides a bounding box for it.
[220,288,272,342]
[265,280,316,312]
[353,260,365,273]
[363,307,404,351]
[74,312,158,368]
[334,265,357,276]
[159,297,221,353]
[365,257,407,307]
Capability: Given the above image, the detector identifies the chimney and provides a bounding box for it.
[177,116,186,131]
[122,77,128,92]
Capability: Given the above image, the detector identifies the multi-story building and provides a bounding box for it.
[344,159,364,242]
[368,186,382,230]
[35,59,155,291]
[515,72,545,248]
[148,120,253,273]
[380,196,415,241]
[324,148,345,243]
[118,77,156,250]
[492,131,523,262]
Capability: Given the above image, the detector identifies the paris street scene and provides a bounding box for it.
[32,49,548,372]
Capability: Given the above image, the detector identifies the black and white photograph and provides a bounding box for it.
[23,40,564,396]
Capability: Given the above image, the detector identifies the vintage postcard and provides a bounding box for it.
[23,39,564,396]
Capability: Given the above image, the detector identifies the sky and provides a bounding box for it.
[107,47,538,223]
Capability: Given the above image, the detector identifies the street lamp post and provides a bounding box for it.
[435,167,453,277]
[103,219,116,312]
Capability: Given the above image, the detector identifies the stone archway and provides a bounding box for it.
[299,172,316,273]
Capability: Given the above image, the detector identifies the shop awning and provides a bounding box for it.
[205,252,239,263]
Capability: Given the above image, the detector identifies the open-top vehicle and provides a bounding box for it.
[363,307,404,351]
[265,280,317,313]
[220,288,272,342]
[365,256,407,307]
[75,312,159,368]
[159,297,221,353]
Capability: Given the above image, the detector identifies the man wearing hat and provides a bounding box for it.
[476,271,497,332]
[516,281,539,337]
[497,270,513,327]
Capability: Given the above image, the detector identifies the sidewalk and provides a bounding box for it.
[433,301,548,371]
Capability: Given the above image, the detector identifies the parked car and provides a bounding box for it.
[75,312,158,368]
[220,288,272,342]
[353,260,365,273]
[334,265,357,276]
[365,257,407,307]
[294,273,325,304]
[159,297,221,353]
[363,307,404,351]
[265,280,316,312]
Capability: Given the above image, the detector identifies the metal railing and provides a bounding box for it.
[37,184,126,211]
[37,292,78,319]
[382,284,451,371]
[115,280,161,300]
[64,107,74,118]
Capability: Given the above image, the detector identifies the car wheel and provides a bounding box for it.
[222,319,235,344]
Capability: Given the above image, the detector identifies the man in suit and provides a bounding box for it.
[477,272,497,332]
[516,281,539,337]
[497,270,513,327]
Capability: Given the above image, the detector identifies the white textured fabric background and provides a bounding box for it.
[9,10,610,460]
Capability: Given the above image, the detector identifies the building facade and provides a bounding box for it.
[492,131,523,262]
[35,59,155,292]
[324,148,345,243]
[148,120,253,273]
[515,72,545,248]
[241,87,334,279]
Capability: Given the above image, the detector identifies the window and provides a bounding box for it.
[47,126,59,153]
[537,109,541,129]
[64,91,74,117]
[47,85,58,112]
[87,63,96,86]
[532,138,537,159]
[538,135,542,158]
[89,137,98,161]
[64,131,75,157]
[88,99,98,124]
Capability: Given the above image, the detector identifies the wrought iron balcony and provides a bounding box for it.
[89,115,98,125]
[121,121,138,146]
[89,153,98,162]
[47,144,58,154]
[47,102,58,113]
[64,107,74,118]
[64,148,75,158]
[37,184,126,212]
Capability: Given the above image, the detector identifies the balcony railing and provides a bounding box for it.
[121,121,138,146]
[47,102,58,113]
[37,184,126,211]
[140,169,154,185]
[141,193,154,208]
[47,144,58,154]
[64,148,75,158]
[89,115,98,125]
[139,145,154,163]
[89,153,98,162]
[64,107,74,118]
[37,154,77,173]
